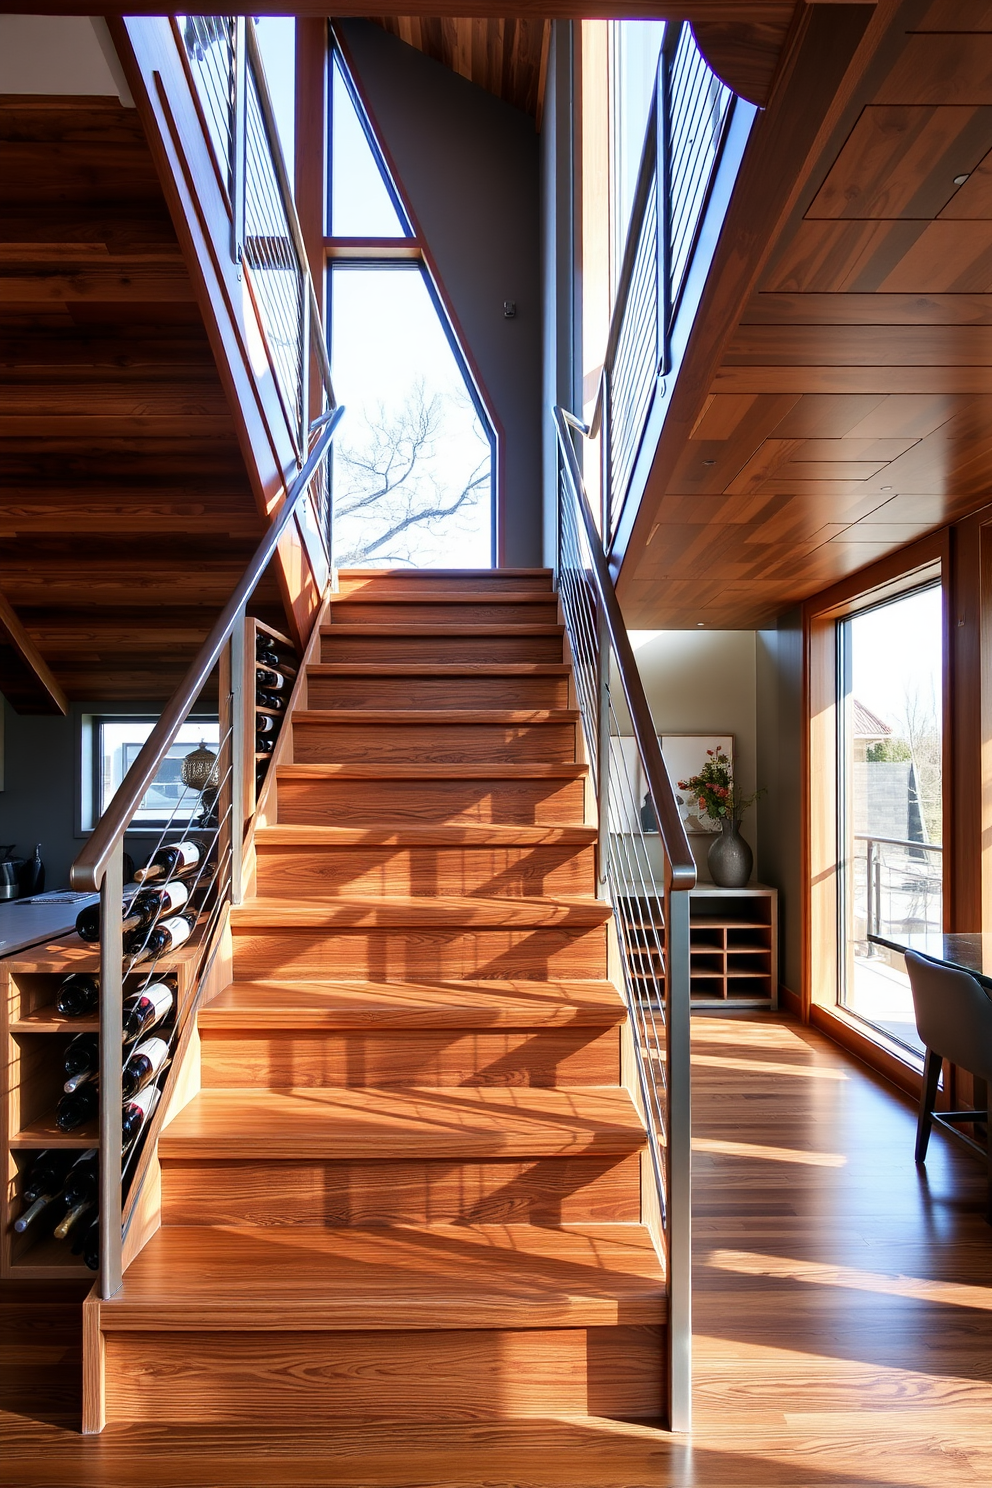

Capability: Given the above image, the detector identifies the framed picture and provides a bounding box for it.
[661,735,735,835]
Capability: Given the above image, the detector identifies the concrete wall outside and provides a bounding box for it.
[339,20,542,566]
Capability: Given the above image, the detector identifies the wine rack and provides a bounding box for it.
[619,884,778,1010]
[1,942,198,1279]
[249,617,299,816]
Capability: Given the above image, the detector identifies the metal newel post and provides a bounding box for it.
[99,844,124,1299]
[665,875,692,1431]
[229,610,247,905]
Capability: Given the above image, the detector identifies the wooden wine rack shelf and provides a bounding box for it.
[620,883,778,1010]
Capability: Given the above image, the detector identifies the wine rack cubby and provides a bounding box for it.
[619,883,779,1010]
[2,942,198,1279]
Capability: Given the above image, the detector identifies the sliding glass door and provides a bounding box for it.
[837,584,943,1055]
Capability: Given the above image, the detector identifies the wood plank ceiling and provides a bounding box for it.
[372,18,551,120]
[0,96,284,706]
[619,0,992,629]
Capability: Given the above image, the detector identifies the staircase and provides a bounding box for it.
[90,568,666,1427]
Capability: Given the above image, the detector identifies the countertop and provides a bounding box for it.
[0,892,98,958]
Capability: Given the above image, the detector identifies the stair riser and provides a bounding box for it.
[231,926,609,980]
[275,775,587,826]
[198,1025,619,1089]
[103,1325,664,1424]
[161,1153,642,1226]
[306,675,569,710]
[292,720,576,765]
[321,634,564,663]
[254,844,596,899]
[337,572,553,596]
[329,601,560,626]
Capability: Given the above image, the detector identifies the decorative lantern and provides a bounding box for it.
[181,740,219,794]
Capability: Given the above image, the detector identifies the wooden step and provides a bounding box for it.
[158,1086,646,1160]
[291,712,577,765]
[198,978,626,1028]
[198,1023,619,1089]
[98,1224,665,1331]
[327,598,560,627]
[255,824,597,846]
[336,567,554,596]
[231,923,608,980]
[273,762,588,827]
[320,629,564,664]
[230,895,611,929]
[253,831,597,899]
[305,666,569,711]
[161,1151,642,1227]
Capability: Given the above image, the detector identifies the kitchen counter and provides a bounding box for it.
[0,893,98,958]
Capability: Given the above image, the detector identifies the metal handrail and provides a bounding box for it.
[555,409,695,890]
[71,409,342,896]
[855,832,943,853]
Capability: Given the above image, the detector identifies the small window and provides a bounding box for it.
[93,717,220,829]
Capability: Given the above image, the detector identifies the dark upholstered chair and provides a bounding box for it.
[905,950,992,1220]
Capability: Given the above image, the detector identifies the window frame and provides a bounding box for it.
[82,713,220,837]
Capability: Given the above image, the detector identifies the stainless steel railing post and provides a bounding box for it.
[99,844,124,1299]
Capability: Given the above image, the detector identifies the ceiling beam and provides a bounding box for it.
[0,584,68,715]
[4,3,809,20]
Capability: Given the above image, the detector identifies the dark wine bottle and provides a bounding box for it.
[56,1080,99,1133]
[63,1033,99,1093]
[20,843,44,897]
[62,1150,98,1208]
[129,880,190,929]
[21,1149,74,1204]
[121,1035,169,1101]
[124,913,193,965]
[56,973,100,1018]
[122,980,174,1044]
[133,841,202,885]
[256,713,277,736]
[77,1217,100,1270]
[256,665,289,692]
[75,900,120,944]
[256,737,274,755]
[122,1083,160,1155]
[53,1198,95,1241]
[14,1190,61,1234]
[255,690,285,712]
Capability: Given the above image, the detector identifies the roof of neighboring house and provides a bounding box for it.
[854,700,891,739]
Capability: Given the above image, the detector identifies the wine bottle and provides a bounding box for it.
[21,1149,74,1204]
[122,980,174,1044]
[255,690,285,712]
[256,665,289,692]
[121,1035,169,1101]
[56,973,100,1018]
[77,1217,100,1271]
[63,1033,99,1093]
[54,1199,95,1241]
[75,900,123,944]
[56,1080,99,1133]
[14,1191,61,1234]
[133,841,202,885]
[256,713,276,736]
[256,737,274,755]
[127,880,190,932]
[124,913,193,965]
[122,1083,160,1155]
[62,1150,98,1207]
[20,843,44,897]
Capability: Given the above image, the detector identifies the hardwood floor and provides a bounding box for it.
[4,1012,992,1481]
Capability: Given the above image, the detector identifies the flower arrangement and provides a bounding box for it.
[677,748,764,826]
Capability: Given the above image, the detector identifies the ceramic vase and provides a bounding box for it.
[707,818,753,888]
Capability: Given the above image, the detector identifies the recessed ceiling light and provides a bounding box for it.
[702,459,716,466]
[881,485,892,491]
[954,173,970,185]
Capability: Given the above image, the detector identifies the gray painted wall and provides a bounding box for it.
[756,609,803,998]
[339,20,542,566]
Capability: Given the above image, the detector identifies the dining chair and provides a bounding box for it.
[905,950,992,1220]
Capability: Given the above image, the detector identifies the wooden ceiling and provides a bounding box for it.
[618,0,992,630]
[372,17,551,120]
[0,96,284,706]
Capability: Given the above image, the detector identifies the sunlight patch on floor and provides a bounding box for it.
[703,1249,992,1311]
[693,1139,847,1167]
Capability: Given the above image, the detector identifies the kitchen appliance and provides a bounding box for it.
[0,846,26,901]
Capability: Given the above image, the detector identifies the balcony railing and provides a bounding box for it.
[855,833,944,945]
[595,24,754,545]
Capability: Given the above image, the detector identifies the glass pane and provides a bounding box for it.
[330,265,493,568]
[254,18,296,171]
[609,19,666,299]
[100,720,220,824]
[329,57,409,237]
[839,585,943,1055]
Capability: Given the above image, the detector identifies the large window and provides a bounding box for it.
[326,46,495,568]
[837,585,943,1054]
[92,718,220,829]
[608,20,666,301]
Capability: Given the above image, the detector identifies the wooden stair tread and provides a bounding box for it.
[199,978,626,1028]
[291,709,578,724]
[230,896,610,928]
[329,592,557,605]
[320,625,564,637]
[336,568,553,577]
[159,1086,646,1159]
[99,1225,665,1331]
[254,824,597,846]
[275,762,587,779]
[306,663,570,675]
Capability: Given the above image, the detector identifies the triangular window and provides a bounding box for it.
[328,55,411,238]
